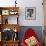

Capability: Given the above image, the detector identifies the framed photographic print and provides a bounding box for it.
[25,7,36,20]
[2,10,9,15]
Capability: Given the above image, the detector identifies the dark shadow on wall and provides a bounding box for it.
[18,26,44,45]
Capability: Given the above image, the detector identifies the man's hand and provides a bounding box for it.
[25,36,38,46]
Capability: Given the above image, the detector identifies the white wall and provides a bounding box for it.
[18,0,44,26]
[0,0,44,26]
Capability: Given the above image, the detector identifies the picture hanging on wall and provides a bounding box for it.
[25,7,36,20]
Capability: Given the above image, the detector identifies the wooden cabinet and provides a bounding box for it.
[0,7,19,46]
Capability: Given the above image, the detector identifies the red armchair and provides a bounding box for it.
[21,28,41,46]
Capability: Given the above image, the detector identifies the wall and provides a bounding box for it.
[18,0,44,26]
[0,0,44,26]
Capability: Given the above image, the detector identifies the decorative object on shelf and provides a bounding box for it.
[2,10,9,15]
[13,28,18,41]
[1,28,19,41]
[25,7,36,20]
[15,0,17,7]
[2,28,13,41]
[2,16,8,24]
[13,28,17,32]
[9,10,18,15]
[5,18,8,24]
[13,32,18,41]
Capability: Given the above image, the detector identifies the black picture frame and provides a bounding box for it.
[25,7,36,20]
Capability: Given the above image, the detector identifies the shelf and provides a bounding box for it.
[1,40,19,46]
[0,7,19,16]
[0,7,19,9]
[0,7,19,24]
[2,40,19,43]
[0,24,19,32]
